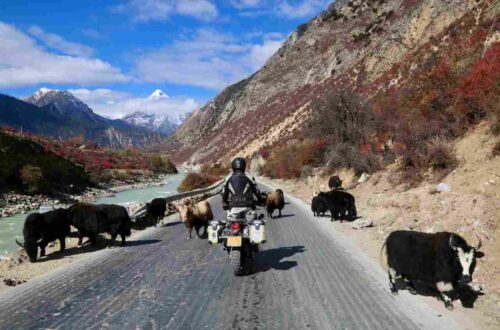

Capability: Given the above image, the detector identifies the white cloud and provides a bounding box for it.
[68,88,130,105]
[0,21,129,88]
[230,0,262,9]
[176,0,218,21]
[69,88,199,119]
[115,0,218,22]
[278,0,330,18]
[247,39,283,70]
[134,29,283,90]
[232,0,329,19]
[28,25,95,57]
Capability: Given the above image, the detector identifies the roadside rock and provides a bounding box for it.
[3,278,26,287]
[436,183,451,192]
[8,255,27,267]
[352,218,374,229]
[358,173,371,183]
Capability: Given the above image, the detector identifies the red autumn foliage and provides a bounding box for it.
[261,139,328,179]
[456,43,500,120]
[0,126,177,184]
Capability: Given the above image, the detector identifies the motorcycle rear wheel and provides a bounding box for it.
[230,249,242,276]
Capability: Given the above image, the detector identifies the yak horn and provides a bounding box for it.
[15,239,25,248]
[476,234,482,250]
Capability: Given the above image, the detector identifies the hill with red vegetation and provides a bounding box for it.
[0,127,177,195]
[165,0,498,184]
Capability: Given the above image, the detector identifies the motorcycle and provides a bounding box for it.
[208,207,266,276]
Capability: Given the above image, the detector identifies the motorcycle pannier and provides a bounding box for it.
[249,220,266,244]
[208,221,221,244]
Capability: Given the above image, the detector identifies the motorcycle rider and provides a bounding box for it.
[222,157,263,213]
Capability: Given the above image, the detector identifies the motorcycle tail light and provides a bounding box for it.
[230,223,240,230]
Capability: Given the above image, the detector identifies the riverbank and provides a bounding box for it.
[0,174,170,218]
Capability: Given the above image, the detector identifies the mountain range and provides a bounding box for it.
[0,89,166,149]
[121,89,191,136]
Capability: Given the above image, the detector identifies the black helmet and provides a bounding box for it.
[231,157,246,172]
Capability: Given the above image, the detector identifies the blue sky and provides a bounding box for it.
[0,0,331,118]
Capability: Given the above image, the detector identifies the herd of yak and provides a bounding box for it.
[14,175,485,311]
[310,175,357,221]
[16,203,132,263]
[14,186,288,263]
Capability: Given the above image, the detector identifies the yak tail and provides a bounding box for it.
[379,242,388,271]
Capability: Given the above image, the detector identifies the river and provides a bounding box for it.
[0,173,185,256]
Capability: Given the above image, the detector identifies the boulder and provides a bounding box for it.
[352,218,374,229]
[3,278,26,287]
[358,173,371,183]
[436,183,451,192]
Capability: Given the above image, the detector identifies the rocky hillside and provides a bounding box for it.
[167,0,499,168]
[0,89,166,149]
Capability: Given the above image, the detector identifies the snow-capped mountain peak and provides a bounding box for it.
[28,87,59,103]
[25,88,99,119]
[122,111,181,136]
[148,89,169,101]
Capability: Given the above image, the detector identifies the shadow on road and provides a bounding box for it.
[393,279,483,308]
[38,238,161,262]
[123,239,161,247]
[312,214,359,222]
[161,220,182,228]
[274,214,295,219]
[247,245,306,275]
[268,214,295,220]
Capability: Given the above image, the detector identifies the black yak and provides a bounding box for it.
[16,209,71,262]
[316,190,356,221]
[145,198,167,227]
[68,203,132,247]
[381,231,484,310]
[311,196,327,217]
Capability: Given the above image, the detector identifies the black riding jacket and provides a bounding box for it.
[222,171,260,208]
